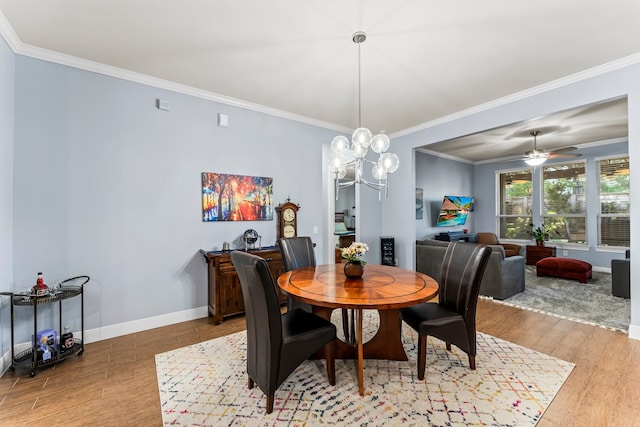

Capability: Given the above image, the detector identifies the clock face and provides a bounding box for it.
[283,208,295,222]
[283,224,296,238]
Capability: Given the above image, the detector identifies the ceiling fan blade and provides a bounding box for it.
[548,153,581,159]
[496,156,527,163]
[549,146,577,154]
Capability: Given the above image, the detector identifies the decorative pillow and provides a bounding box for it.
[334,222,350,234]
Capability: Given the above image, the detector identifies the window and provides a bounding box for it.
[498,169,532,239]
[598,156,629,247]
[542,162,587,244]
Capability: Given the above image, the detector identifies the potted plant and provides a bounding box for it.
[530,224,549,247]
[341,242,369,278]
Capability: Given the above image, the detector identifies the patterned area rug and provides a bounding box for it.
[489,266,630,332]
[156,312,574,426]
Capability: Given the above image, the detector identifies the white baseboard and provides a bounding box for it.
[83,305,209,344]
[1,305,209,375]
[629,324,640,341]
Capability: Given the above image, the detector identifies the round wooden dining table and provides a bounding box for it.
[277,263,438,396]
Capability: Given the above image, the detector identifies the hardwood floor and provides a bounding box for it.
[1,300,639,426]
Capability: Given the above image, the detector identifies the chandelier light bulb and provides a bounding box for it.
[352,127,373,148]
[352,144,369,159]
[331,135,350,154]
[329,154,345,172]
[371,133,390,153]
[379,153,400,173]
[372,164,386,180]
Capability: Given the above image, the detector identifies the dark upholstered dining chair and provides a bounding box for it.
[278,236,354,342]
[231,250,336,414]
[400,242,491,380]
[277,237,316,312]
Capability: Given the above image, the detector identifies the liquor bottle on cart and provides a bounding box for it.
[32,272,48,296]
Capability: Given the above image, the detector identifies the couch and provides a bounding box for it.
[416,239,525,299]
[611,249,630,298]
[476,232,523,257]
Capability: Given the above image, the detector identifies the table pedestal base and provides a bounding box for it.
[313,306,408,396]
[313,307,408,361]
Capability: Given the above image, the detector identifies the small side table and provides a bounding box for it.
[526,245,556,265]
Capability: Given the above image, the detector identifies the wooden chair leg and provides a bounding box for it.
[325,340,336,385]
[468,354,476,370]
[248,376,254,389]
[417,335,427,380]
[266,394,274,414]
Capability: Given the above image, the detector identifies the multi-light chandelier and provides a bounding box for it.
[329,31,399,200]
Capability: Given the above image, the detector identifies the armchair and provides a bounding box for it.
[476,232,523,257]
[416,239,525,300]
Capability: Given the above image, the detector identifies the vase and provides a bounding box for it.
[344,261,364,279]
[536,240,545,247]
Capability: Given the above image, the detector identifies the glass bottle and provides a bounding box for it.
[33,272,48,295]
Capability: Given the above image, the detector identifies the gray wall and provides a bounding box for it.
[415,151,475,240]
[0,30,14,364]
[6,54,337,345]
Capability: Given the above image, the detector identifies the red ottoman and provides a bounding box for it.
[536,257,592,283]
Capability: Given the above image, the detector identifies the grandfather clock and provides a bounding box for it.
[275,198,300,239]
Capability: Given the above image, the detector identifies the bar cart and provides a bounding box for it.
[0,275,90,377]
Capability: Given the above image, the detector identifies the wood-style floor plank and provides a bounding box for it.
[1,299,639,426]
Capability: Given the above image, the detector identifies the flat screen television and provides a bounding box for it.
[435,196,473,227]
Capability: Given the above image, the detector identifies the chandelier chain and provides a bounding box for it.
[358,40,362,128]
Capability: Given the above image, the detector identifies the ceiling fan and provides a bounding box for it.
[518,130,581,166]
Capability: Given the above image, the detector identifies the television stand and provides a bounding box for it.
[434,231,477,243]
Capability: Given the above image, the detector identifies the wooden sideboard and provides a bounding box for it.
[525,245,556,266]
[200,247,286,324]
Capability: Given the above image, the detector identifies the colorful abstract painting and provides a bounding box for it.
[202,173,273,222]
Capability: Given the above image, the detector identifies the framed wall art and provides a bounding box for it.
[202,172,273,222]
[416,188,424,220]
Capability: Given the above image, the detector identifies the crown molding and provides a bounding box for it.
[391,53,640,140]
[0,9,19,51]
[0,11,350,135]
[2,8,639,140]
[415,147,474,165]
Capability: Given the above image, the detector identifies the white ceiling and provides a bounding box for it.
[0,1,637,161]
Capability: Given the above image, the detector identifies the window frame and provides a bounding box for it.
[596,154,630,249]
[540,160,588,246]
[496,167,534,241]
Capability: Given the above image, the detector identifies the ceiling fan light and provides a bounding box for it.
[524,157,546,166]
